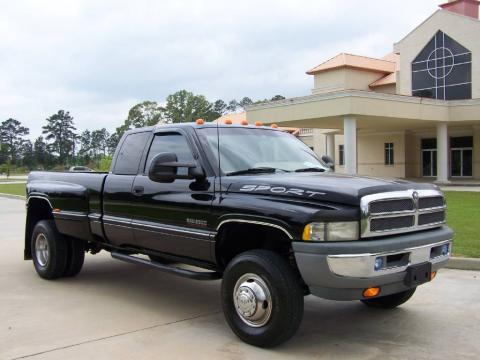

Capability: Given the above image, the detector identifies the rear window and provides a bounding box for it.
[113,132,150,175]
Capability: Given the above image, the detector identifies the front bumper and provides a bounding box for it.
[292,226,453,301]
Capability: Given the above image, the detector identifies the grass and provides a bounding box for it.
[0,183,26,197]
[444,191,480,258]
[0,184,477,257]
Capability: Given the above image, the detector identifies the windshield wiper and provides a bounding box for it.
[226,167,289,176]
[294,167,326,173]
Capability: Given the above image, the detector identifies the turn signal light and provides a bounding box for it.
[224,119,232,125]
[255,121,263,126]
[195,118,205,125]
[241,120,248,125]
[271,123,278,128]
[431,271,437,280]
[363,287,380,298]
[53,208,61,213]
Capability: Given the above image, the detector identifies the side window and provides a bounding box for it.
[145,133,195,176]
[338,145,345,166]
[113,132,150,175]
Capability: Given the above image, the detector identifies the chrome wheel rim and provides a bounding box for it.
[233,273,272,327]
[35,233,49,267]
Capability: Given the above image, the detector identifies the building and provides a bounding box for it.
[246,0,480,182]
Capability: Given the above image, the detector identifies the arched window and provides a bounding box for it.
[412,30,471,100]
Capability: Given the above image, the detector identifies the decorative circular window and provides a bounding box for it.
[412,31,471,100]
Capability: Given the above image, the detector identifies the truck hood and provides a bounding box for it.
[225,172,438,206]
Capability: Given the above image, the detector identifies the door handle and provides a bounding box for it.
[133,185,144,196]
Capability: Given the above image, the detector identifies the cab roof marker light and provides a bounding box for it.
[271,124,278,128]
[241,120,248,125]
[195,118,205,125]
[255,121,263,126]
[224,119,233,125]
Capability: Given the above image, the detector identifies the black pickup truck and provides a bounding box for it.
[25,122,453,347]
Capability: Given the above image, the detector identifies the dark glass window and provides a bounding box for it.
[385,143,394,165]
[339,145,345,166]
[421,138,437,150]
[450,136,473,148]
[146,133,194,176]
[412,31,471,100]
[113,132,150,175]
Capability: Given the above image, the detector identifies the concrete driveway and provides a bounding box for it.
[1,197,479,360]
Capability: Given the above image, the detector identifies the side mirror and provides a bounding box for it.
[148,152,205,183]
[321,155,335,171]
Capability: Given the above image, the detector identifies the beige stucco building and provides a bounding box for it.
[247,0,480,183]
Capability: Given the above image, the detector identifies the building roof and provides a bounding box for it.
[306,53,396,75]
[369,72,396,88]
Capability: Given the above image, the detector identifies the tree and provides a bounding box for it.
[164,90,215,123]
[91,128,110,156]
[270,95,285,101]
[226,99,239,113]
[126,101,164,128]
[42,110,77,165]
[20,140,35,169]
[212,99,227,118]
[33,136,50,169]
[0,118,30,164]
[239,97,253,109]
[79,130,92,159]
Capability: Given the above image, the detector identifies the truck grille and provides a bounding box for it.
[361,189,446,238]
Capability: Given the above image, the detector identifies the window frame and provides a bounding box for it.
[112,131,151,175]
[338,144,345,166]
[384,142,394,166]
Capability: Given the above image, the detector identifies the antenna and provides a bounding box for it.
[216,120,222,200]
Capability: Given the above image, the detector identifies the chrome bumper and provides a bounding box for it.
[326,239,452,278]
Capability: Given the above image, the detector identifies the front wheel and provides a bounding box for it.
[361,287,417,309]
[221,250,304,348]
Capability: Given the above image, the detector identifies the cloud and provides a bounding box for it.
[0,0,441,138]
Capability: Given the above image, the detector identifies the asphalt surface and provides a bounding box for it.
[1,197,479,360]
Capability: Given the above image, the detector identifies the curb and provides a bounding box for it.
[446,257,480,271]
[0,193,26,200]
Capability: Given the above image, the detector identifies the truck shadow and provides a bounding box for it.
[57,254,436,355]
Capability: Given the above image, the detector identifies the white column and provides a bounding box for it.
[436,122,449,183]
[344,117,357,175]
[326,133,335,162]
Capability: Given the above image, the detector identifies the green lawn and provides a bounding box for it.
[0,183,26,197]
[444,191,480,258]
[0,184,477,257]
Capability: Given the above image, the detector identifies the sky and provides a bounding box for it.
[0,0,442,139]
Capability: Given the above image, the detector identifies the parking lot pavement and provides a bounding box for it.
[1,197,479,360]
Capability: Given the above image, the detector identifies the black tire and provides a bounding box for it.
[221,249,304,348]
[361,287,417,309]
[63,236,85,277]
[31,220,68,279]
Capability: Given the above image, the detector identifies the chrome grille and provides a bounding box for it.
[360,189,446,238]
[418,196,444,209]
[418,211,445,226]
[370,216,415,232]
[369,199,414,214]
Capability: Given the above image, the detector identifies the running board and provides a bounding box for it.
[111,251,222,280]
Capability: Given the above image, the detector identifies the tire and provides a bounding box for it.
[31,220,68,279]
[221,249,304,348]
[63,236,85,277]
[361,287,417,309]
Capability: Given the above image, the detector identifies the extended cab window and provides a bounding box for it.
[113,132,150,175]
[145,133,195,176]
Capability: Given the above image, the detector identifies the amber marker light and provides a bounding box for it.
[302,224,311,241]
[255,121,263,126]
[271,123,278,128]
[431,271,437,280]
[224,119,233,125]
[241,120,248,125]
[195,118,205,125]
[53,208,61,213]
[363,287,380,298]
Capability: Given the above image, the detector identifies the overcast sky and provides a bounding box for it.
[0,0,442,138]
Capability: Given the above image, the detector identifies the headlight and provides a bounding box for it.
[302,221,359,241]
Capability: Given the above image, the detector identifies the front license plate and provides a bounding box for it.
[404,262,432,287]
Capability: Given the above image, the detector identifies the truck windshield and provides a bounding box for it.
[197,127,328,175]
